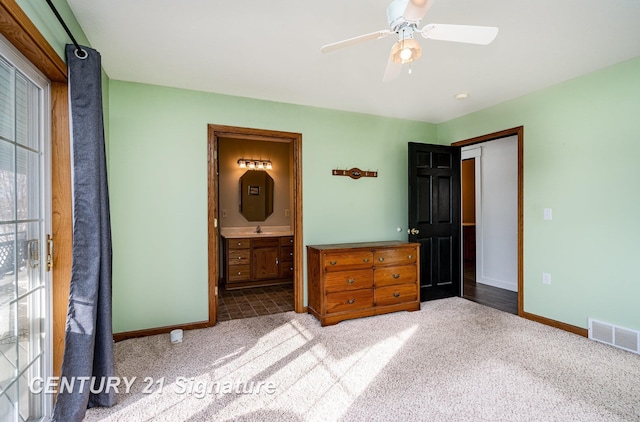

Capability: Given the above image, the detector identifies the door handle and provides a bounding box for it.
[408,228,420,235]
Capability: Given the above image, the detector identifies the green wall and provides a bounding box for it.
[438,57,640,331]
[108,81,437,332]
[21,0,640,334]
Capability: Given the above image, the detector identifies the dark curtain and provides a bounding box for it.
[52,45,116,421]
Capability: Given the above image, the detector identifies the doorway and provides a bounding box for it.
[453,127,523,316]
[207,125,303,325]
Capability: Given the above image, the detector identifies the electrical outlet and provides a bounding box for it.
[542,272,551,285]
[284,209,290,217]
[544,208,552,220]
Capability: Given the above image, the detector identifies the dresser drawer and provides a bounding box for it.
[228,265,251,281]
[375,283,417,307]
[252,237,279,248]
[325,289,373,314]
[323,251,373,271]
[228,239,250,249]
[325,269,373,293]
[228,249,251,266]
[374,265,417,287]
[374,248,417,266]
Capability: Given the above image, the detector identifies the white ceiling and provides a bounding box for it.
[66,0,640,123]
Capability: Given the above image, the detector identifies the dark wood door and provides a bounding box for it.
[408,142,461,300]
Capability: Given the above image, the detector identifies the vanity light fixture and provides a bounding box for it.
[237,158,272,170]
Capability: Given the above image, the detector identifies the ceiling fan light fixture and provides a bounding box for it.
[391,38,422,64]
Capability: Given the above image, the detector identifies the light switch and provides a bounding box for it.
[542,272,551,285]
[543,208,552,220]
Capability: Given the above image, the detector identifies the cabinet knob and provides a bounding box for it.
[289,267,294,271]
[238,256,242,259]
[346,278,355,285]
[346,299,356,304]
[392,273,400,279]
[289,239,293,243]
[237,271,241,275]
[289,252,293,256]
[378,257,384,262]
[393,292,401,298]
[237,242,242,246]
[363,258,370,263]
[329,261,337,266]
[407,254,412,259]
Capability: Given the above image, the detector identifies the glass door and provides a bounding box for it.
[0,34,52,422]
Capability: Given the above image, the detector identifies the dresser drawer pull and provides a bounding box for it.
[393,292,401,298]
[238,256,243,259]
[330,261,337,266]
[237,242,242,246]
[378,257,384,262]
[289,267,294,271]
[392,273,400,279]
[363,258,370,263]
[237,271,242,275]
[346,299,356,304]
[407,254,413,259]
[346,278,355,285]
[289,252,293,256]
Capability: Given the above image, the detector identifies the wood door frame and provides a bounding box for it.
[452,127,524,316]
[1,0,72,378]
[208,124,304,324]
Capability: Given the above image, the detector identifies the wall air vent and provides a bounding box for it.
[588,318,639,355]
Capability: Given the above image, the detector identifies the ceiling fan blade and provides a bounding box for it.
[421,24,499,45]
[382,47,403,83]
[403,0,434,22]
[321,30,392,53]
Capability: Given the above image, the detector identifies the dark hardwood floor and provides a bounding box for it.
[463,261,517,314]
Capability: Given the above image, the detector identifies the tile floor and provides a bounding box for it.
[218,284,294,322]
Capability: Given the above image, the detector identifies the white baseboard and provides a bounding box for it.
[477,276,517,292]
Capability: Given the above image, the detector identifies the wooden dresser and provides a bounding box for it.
[223,235,294,289]
[307,241,420,326]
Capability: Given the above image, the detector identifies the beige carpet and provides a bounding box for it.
[84,298,640,421]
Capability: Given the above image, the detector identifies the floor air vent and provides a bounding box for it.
[588,318,639,354]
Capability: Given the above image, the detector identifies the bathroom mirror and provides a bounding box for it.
[240,170,274,221]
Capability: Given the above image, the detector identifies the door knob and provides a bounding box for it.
[408,228,420,235]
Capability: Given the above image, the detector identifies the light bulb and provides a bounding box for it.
[400,48,412,61]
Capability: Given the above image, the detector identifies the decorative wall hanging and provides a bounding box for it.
[332,167,378,179]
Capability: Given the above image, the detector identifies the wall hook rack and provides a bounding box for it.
[332,167,378,179]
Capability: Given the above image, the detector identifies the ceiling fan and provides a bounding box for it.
[320,0,499,82]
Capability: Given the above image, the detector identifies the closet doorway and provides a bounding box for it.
[207,125,303,325]
[453,127,523,316]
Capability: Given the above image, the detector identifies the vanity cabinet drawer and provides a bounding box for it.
[373,248,417,266]
[374,265,417,287]
[229,239,250,249]
[375,283,417,307]
[228,250,251,266]
[325,269,373,293]
[228,265,251,282]
[279,236,294,246]
[323,251,373,271]
[325,289,373,314]
[280,246,294,262]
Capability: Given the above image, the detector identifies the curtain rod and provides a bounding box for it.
[45,0,87,58]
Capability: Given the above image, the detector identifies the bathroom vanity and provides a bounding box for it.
[222,232,294,290]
